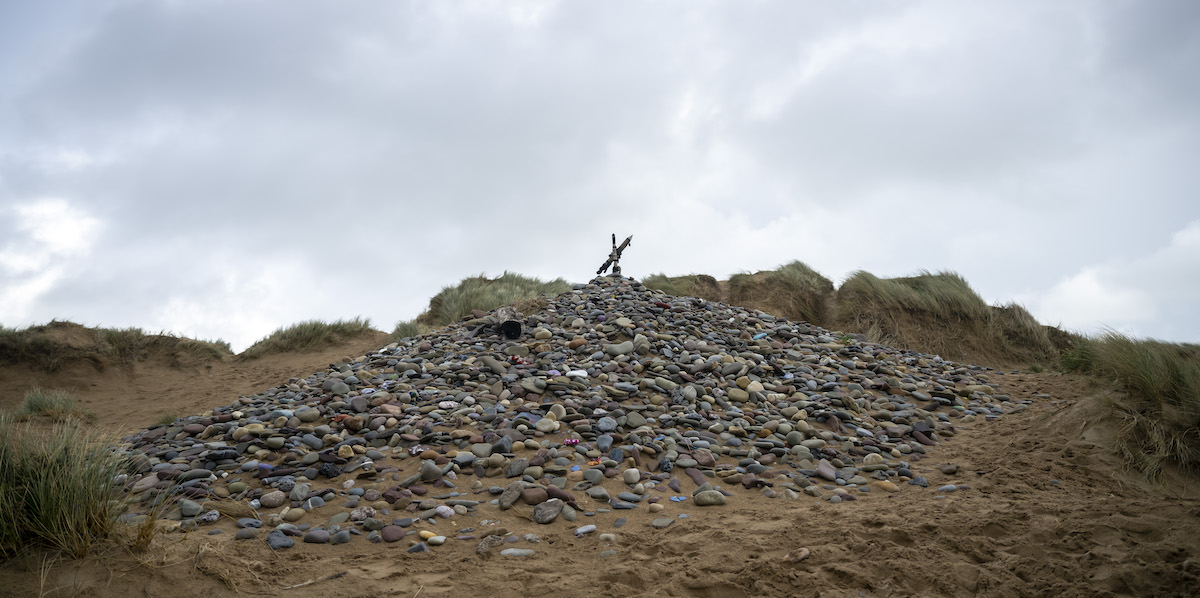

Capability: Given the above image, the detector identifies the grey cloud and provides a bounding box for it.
[2,0,1198,345]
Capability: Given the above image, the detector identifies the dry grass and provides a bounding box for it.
[643,266,1062,365]
[1062,332,1200,480]
[13,388,96,423]
[238,317,377,360]
[390,319,425,341]
[836,270,1057,364]
[727,261,835,326]
[415,272,571,328]
[0,321,232,373]
[0,409,131,559]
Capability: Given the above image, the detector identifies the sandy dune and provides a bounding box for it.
[2,338,1198,598]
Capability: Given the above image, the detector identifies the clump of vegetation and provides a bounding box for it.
[0,409,130,558]
[987,302,1059,364]
[1062,332,1200,480]
[642,273,724,302]
[836,270,1057,365]
[728,261,835,326]
[12,388,95,423]
[391,319,424,341]
[239,317,376,360]
[415,272,571,328]
[0,321,232,373]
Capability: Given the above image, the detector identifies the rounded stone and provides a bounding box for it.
[380,525,406,542]
[259,491,286,509]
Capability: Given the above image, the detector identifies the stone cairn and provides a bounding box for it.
[114,273,1028,552]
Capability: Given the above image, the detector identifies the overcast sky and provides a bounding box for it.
[2,0,1198,352]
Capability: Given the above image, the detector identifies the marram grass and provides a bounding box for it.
[728,260,835,326]
[13,388,96,423]
[391,319,424,340]
[239,316,375,359]
[0,408,130,559]
[1062,331,1200,480]
[417,272,571,327]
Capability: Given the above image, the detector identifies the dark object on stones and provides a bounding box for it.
[495,306,523,339]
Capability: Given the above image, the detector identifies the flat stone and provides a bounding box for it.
[816,459,838,482]
[380,526,406,542]
[520,488,548,505]
[266,530,293,550]
[303,529,330,543]
[534,499,564,524]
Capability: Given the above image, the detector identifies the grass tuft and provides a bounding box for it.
[728,261,835,325]
[238,317,375,360]
[154,412,179,427]
[837,270,1057,364]
[13,388,96,423]
[1062,332,1200,480]
[390,319,424,341]
[0,411,131,559]
[415,272,571,328]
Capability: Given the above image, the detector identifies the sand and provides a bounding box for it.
[2,337,1198,598]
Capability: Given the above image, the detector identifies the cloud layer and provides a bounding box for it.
[2,0,1198,350]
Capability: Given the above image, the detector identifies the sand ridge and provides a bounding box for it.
[1,316,1198,597]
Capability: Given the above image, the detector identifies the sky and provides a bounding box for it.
[1,0,1198,352]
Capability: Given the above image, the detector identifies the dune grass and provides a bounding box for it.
[13,388,96,423]
[728,261,835,326]
[0,321,232,373]
[642,273,724,302]
[155,412,179,426]
[836,270,1057,364]
[391,319,424,341]
[838,270,990,321]
[1062,332,1200,480]
[415,272,571,328]
[239,317,376,360]
[0,409,130,559]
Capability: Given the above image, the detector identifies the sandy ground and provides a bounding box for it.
[2,339,1199,598]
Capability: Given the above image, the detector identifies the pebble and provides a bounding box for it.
[266,530,293,550]
[303,529,330,543]
[694,490,727,506]
[500,548,535,557]
[534,499,564,524]
[380,526,405,543]
[111,275,1029,553]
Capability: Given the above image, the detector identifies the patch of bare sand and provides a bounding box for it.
[0,331,391,435]
[2,365,1199,598]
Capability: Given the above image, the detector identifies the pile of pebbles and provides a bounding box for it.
[115,275,1031,552]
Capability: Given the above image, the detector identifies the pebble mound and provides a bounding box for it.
[115,276,1030,550]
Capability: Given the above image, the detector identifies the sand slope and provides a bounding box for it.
[2,344,1198,598]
